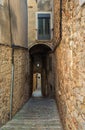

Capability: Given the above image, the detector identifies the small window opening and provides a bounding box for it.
[38,13,51,40]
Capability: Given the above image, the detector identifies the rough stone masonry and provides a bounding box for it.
[54,0,85,130]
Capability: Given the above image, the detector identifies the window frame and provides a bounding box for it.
[36,12,53,41]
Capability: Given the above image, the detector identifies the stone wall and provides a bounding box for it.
[0,0,31,125]
[53,0,60,45]
[0,46,12,125]
[12,49,31,115]
[54,0,85,130]
[0,47,31,125]
[0,0,11,125]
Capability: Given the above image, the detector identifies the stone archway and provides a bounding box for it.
[29,44,53,97]
[29,42,53,51]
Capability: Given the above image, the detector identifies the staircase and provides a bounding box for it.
[0,95,63,130]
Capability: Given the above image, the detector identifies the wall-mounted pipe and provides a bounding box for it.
[10,48,14,119]
[8,0,14,120]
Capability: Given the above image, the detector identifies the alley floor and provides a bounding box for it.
[0,92,63,130]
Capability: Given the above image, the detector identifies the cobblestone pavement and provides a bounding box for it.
[0,97,63,130]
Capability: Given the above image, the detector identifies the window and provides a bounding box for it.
[36,13,52,40]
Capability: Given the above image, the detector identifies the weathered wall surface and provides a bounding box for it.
[53,0,60,45]
[10,0,28,47]
[0,0,30,125]
[12,49,31,115]
[9,0,30,117]
[28,0,37,44]
[0,46,12,125]
[0,0,11,45]
[38,0,53,11]
[0,0,11,125]
[54,0,85,130]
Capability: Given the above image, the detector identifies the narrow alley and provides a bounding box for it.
[0,0,85,130]
[0,91,63,130]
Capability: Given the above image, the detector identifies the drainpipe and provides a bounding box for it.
[8,0,14,120]
[10,48,14,119]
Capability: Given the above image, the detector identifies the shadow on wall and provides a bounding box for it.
[0,0,18,45]
[10,7,17,33]
[53,0,62,50]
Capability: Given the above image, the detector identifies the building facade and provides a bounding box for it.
[0,0,31,125]
[28,0,53,44]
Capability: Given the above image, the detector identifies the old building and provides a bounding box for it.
[0,0,31,124]
[0,0,85,130]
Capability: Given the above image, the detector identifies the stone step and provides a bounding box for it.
[0,97,63,130]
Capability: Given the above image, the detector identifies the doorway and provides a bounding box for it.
[32,73,42,97]
[29,44,54,98]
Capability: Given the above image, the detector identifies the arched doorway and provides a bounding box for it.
[29,44,53,97]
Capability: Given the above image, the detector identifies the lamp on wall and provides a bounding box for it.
[37,63,40,68]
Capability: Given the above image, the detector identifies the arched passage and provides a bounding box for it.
[29,44,54,97]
